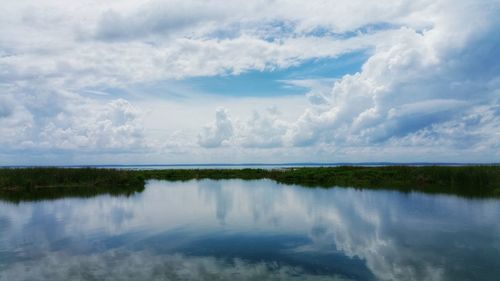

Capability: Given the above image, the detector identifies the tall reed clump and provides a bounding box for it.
[0,168,145,202]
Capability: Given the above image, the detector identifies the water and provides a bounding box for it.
[2,162,479,170]
[0,179,499,281]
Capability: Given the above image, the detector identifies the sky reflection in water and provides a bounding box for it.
[0,179,499,281]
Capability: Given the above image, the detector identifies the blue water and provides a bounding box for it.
[2,162,485,170]
[1,179,499,280]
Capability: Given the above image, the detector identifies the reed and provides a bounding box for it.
[1,165,498,202]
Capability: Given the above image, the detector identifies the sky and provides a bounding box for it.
[0,0,499,165]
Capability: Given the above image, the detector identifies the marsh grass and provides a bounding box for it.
[139,166,500,197]
[0,166,498,202]
[0,168,145,202]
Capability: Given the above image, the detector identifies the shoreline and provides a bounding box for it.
[0,166,499,202]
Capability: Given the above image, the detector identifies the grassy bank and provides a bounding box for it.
[139,166,500,197]
[0,166,499,201]
[0,168,145,202]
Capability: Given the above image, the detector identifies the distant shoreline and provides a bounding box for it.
[0,166,499,202]
[1,162,498,169]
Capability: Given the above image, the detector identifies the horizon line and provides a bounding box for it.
[1,162,499,168]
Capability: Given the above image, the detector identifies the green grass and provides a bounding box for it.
[0,166,499,202]
[138,166,500,197]
[0,168,145,202]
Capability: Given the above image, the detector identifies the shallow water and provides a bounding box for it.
[0,179,499,281]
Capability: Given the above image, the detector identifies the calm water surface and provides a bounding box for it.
[0,179,499,281]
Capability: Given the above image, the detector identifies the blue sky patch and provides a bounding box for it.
[171,51,369,98]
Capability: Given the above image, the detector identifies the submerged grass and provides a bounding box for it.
[0,166,499,202]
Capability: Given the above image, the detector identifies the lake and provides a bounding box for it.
[0,179,499,281]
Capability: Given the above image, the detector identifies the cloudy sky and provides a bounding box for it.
[1,0,499,165]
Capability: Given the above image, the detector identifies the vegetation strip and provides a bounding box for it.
[0,166,499,202]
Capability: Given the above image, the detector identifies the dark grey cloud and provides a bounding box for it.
[0,98,14,118]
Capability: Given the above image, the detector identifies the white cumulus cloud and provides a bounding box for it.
[0,0,499,163]
[199,0,500,162]
[198,107,234,148]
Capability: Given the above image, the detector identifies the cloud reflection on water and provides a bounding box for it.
[0,179,499,281]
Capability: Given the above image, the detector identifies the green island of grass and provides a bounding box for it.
[0,166,499,202]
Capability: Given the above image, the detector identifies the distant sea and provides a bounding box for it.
[2,163,494,170]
